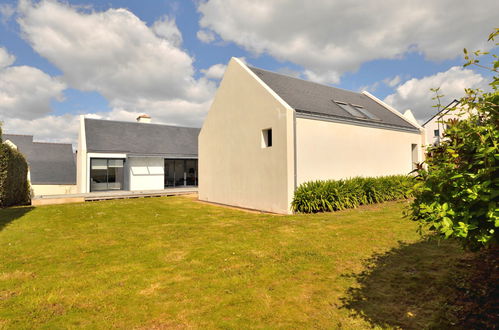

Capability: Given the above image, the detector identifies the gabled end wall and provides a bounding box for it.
[199,58,295,214]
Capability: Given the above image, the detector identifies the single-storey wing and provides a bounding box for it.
[3,134,77,196]
[77,116,200,193]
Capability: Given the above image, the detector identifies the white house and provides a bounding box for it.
[77,116,199,193]
[422,99,461,146]
[3,134,77,196]
[199,58,425,214]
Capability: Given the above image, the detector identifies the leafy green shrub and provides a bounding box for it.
[0,126,31,207]
[408,30,498,251]
[292,175,413,213]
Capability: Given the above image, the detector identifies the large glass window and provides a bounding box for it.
[185,160,198,186]
[90,158,125,191]
[164,159,198,187]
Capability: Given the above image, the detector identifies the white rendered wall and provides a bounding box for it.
[77,115,87,193]
[32,184,77,196]
[295,118,424,185]
[128,157,164,191]
[424,111,462,146]
[199,58,295,214]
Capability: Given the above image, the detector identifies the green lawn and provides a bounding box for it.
[0,196,475,328]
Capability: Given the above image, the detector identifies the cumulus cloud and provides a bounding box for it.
[152,15,182,47]
[0,0,220,145]
[197,0,498,83]
[16,0,215,126]
[197,29,215,43]
[2,113,79,144]
[201,63,227,80]
[383,75,401,88]
[0,47,66,120]
[0,3,15,23]
[0,47,68,139]
[384,66,488,122]
[0,47,15,69]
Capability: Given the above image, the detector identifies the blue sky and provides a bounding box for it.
[0,0,497,143]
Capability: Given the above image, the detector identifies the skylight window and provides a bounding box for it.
[335,101,366,118]
[333,101,380,121]
[353,105,380,120]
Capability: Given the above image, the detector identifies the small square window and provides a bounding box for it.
[434,129,440,137]
[262,128,272,148]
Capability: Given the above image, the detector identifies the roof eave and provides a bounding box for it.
[295,110,421,134]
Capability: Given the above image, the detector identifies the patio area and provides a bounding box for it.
[32,187,198,206]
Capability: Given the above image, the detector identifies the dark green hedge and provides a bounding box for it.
[292,175,413,213]
[0,129,31,207]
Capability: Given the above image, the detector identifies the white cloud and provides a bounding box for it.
[303,69,341,85]
[152,15,182,47]
[197,0,498,84]
[2,114,79,144]
[0,64,66,120]
[359,81,380,93]
[16,0,215,127]
[383,75,401,88]
[201,63,226,80]
[197,29,215,43]
[0,3,15,23]
[384,66,488,122]
[0,0,220,145]
[0,47,15,69]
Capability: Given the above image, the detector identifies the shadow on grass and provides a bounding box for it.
[0,206,33,231]
[340,239,498,329]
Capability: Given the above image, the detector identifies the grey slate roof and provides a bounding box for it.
[249,66,419,131]
[3,134,76,185]
[84,119,200,157]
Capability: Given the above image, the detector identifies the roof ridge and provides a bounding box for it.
[3,133,34,138]
[32,141,73,146]
[84,117,201,130]
[248,65,362,96]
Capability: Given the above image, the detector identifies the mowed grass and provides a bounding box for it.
[0,196,468,328]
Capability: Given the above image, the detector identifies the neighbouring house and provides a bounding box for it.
[422,99,461,146]
[77,115,199,193]
[3,134,77,196]
[199,58,425,214]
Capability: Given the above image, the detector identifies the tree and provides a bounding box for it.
[409,29,499,251]
[0,123,31,207]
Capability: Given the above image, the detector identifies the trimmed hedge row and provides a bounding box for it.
[291,175,413,213]
[0,128,31,207]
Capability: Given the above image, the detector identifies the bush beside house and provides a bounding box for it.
[292,175,413,213]
[0,126,31,207]
[409,30,499,251]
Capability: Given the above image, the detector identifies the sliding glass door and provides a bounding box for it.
[90,158,125,192]
[185,160,197,186]
[164,159,197,187]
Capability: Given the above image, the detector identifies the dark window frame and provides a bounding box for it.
[89,158,126,192]
[164,158,198,188]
